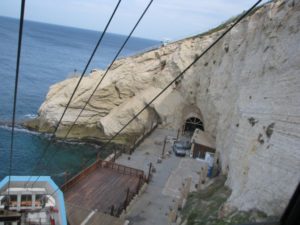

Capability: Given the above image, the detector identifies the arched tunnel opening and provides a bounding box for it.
[183,117,204,135]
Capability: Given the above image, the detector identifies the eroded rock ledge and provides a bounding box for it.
[24,0,300,217]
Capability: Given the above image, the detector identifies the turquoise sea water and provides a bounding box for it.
[0,16,159,184]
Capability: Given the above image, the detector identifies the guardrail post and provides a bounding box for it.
[132,136,138,155]
[110,205,115,216]
[162,136,167,158]
[147,163,152,183]
[136,175,142,194]
[124,187,130,210]
[64,171,68,185]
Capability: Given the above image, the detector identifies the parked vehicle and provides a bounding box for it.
[180,140,192,150]
[172,142,186,156]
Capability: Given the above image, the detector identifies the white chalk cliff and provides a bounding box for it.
[25,0,300,216]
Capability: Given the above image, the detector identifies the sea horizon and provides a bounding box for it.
[0,15,159,183]
[0,15,160,42]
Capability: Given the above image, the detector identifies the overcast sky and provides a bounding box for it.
[0,0,266,40]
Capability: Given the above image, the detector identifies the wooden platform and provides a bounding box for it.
[63,159,145,218]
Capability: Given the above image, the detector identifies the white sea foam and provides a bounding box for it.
[55,138,98,147]
[23,114,38,119]
[52,171,68,177]
[0,125,40,135]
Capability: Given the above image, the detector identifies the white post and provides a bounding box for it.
[32,194,36,209]
[191,143,195,158]
[17,194,21,211]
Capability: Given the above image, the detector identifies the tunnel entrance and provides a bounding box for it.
[183,117,204,134]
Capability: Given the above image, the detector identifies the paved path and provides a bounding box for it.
[116,128,205,225]
[163,158,205,198]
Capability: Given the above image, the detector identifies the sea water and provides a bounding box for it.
[0,16,159,184]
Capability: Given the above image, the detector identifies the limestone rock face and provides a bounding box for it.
[176,0,300,215]
[25,46,181,141]
[25,0,300,216]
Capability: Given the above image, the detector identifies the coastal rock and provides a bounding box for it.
[24,48,179,141]
[25,0,300,216]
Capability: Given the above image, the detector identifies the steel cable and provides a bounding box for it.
[24,0,122,187]
[29,0,154,188]
[49,0,262,197]
[7,0,26,199]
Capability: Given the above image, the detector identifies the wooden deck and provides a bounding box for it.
[63,159,145,217]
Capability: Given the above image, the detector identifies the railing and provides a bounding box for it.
[25,222,51,225]
[61,159,145,192]
[100,160,144,178]
[61,159,100,192]
[110,176,144,217]
[128,121,158,154]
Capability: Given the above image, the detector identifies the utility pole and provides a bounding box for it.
[147,163,152,183]
[177,128,180,140]
[161,136,167,158]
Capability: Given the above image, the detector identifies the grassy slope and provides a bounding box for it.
[180,176,276,225]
